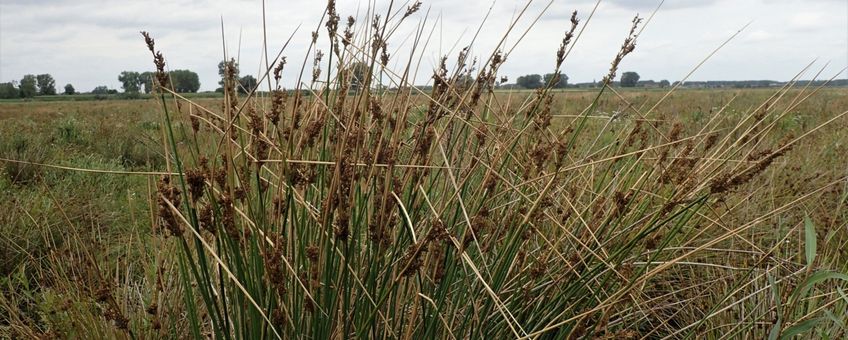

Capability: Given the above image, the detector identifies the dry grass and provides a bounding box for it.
[2,1,848,339]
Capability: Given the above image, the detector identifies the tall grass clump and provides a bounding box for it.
[3,1,848,339]
[137,2,848,338]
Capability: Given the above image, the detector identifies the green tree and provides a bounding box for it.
[92,86,110,94]
[350,61,370,92]
[118,71,142,93]
[543,72,568,88]
[19,75,37,98]
[64,84,75,95]
[659,79,670,88]
[36,74,57,95]
[92,85,110,100]
[620,71,640,87]
[140,72,155,93]
[455,74,474,89]
[516,74,543,89]
[0,82,18,99]
[170,69,201,93]
[239,75,257,94]
[218,59,240,87]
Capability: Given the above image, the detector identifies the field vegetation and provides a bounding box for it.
[1,1,848,339]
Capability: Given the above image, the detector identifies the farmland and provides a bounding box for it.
[1,84,847,338]
[3,0,848,336]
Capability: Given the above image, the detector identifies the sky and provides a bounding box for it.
[1,0,846,92]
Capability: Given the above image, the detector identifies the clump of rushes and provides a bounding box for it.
[108,2,848,340]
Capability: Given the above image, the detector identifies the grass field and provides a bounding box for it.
[0,92,226,103]
[2,85,847,338]
[2,2,848,338]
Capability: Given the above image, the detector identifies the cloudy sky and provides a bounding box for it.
[1,0,846,92]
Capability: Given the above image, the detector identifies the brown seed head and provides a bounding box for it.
[325,0,340,39]
[140,31,170,89]
[556,11,579,67]
[185,168,206,200]
[603,15,642,85]
[343,16,355,46]
[273,57,287,84]
[306,245,320,262]
[404,1,422,19]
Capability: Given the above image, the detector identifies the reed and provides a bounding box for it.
[2,1,847,339]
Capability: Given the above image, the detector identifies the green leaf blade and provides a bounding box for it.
[805,214,817,268]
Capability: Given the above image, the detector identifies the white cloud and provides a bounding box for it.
[789,12,829,31]
[0,0,845,91]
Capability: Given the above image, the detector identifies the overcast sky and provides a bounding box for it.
[1,0,846,92]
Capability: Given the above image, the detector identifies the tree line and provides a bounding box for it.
[1,59,350,100]
[0,74,75,99]
[510,72,570,89]
[0,69,202,100]
[4,66,844,100]
[116,70,201,96]
[506,71,653,89]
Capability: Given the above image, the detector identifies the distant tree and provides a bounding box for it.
[36,74,57,95]
[19,75,38,98]
[140,72,155,93]
[170,69,201,93]
[543,72,568,88]
[92,86,110,94]
[92,85,110,100]
[350,62,370,91]
[0,82,18,99]
[118,71,142,93]
[64,84,75,95]
[238,75,257,94]
[218,59,240,87]
[516,74,543,89]
[659,79,670,88]
[455,74,474,89]
[620,72,640,87]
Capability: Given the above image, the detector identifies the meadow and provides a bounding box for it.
[2,85,847,339]
[2,3,848,339]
